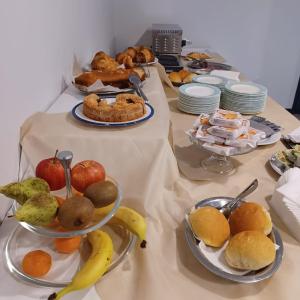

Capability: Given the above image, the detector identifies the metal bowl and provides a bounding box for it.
[185,197,283,283]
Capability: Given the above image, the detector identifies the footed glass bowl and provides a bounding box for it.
[4,223,136,287]
[13,175,122,238]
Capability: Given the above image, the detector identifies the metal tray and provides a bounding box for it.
[185,197,283,283]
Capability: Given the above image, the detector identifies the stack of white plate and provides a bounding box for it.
[221,81,268,114]
[192,75,226,92]
[178,83,221,114]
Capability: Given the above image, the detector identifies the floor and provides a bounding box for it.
[294,114,300,120]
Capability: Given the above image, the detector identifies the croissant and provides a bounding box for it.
[91,52,118,72]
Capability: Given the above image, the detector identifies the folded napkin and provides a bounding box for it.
[286,126,300,143]
[210,70,240,81]
[270,168,300,242]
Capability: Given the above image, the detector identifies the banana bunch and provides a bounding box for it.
[94,204,147,248]
[48,230,113,300]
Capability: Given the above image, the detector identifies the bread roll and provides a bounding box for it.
[189,206,230,247]
[183,73,197,83]
[169,72,182,83]
[225,231,276,270]
[178,69,190,80]
[229,202,272,236]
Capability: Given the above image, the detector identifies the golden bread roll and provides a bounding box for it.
[229,202,272,236]
[225,231,276,270]
[169,72,182,83]
[189,206,230,247]
[183,73,197,83]
[178,69,190,80]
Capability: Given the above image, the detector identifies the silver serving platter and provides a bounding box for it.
[185,196,283,283]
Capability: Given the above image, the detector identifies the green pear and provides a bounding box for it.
[16,193,58,226]
[0,177,50,205]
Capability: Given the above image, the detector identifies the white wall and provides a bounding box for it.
[112,0,300,108]
[0,0,113,183]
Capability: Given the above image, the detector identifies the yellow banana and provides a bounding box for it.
[95,204,147,248]
[48,230,113,300]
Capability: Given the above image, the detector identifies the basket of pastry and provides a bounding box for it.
[74,51,146,94]
[168,69,197,86]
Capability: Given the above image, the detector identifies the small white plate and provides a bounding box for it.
[257,132,281,146]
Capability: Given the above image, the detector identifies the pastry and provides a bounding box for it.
[115,53,135,68]
[116,46,155,65]
[229,202,272,236]
[168,72,181,83]
[187,52,210,60]
[178,69,190,80]
[125,47,137,58]
[91,51,119,72]
[83,93,146,122]
[74,68,145,89]
[189,206,230,247]
[225,231,276,270]
[168,70,197,85]
[183,73,197,83]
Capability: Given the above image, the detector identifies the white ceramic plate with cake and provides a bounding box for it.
[72,96,154,127]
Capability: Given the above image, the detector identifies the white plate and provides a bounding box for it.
[257,132,281,146]
[229,84,261,94]
[193,75,224,85]
[184,86,216,97]
[72,99,154,127]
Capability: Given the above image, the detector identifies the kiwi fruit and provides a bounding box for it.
[58,196,95,230]
[84,181,118,208]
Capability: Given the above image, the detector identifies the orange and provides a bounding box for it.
[22,250,52,277]
[54,236,82,254]
[55,196,65,206]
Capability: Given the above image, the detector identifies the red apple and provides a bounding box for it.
[35,150,66,191]
[71,160,105,193]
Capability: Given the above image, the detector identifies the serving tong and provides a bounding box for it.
[186,178,258,242]
[128,75,149,103]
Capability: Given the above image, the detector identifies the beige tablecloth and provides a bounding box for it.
[19,66,300,300]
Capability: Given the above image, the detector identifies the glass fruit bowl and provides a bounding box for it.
[12,176,122,238]
[12,150,122,238]
[4,223,136,287]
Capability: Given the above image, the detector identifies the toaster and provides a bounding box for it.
[152,24,183,55]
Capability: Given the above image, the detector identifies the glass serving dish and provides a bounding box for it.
[189,134,254,175]
[4,223,136,287]
[4,149,137,288]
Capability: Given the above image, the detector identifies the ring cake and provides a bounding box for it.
[83,93,146,122]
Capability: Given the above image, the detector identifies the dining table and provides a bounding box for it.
[0,54,300,300]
